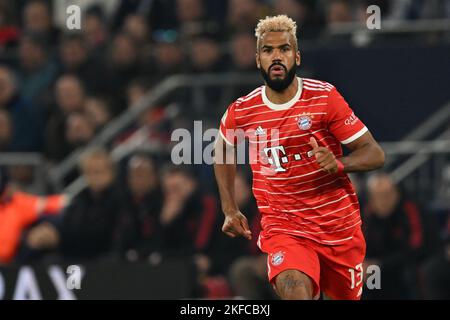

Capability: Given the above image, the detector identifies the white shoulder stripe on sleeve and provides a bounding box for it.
[218,129,235,147]
[341,126,368,144]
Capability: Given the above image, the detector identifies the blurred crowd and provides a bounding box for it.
[0,0,449,299]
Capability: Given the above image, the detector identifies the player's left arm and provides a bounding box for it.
[310,132,384,174]
[337,131,385,173]
[310,87,385,174]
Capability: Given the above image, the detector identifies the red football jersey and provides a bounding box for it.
[219,77,368,245]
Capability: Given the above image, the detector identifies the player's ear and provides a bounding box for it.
[296,51,301,67]
[256,53,261,69]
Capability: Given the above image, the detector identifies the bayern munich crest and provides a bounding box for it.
[298,115,312,130]
[271,251,285,266]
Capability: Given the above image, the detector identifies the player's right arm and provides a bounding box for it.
[213,104,252,240]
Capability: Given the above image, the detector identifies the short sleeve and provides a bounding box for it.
[218,102,244,146]
[327,87,368,144]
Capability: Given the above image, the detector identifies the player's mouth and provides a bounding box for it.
[270,65,286,76]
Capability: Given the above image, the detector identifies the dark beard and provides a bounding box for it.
[260,62,297,92]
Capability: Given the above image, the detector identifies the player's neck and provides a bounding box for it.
[265,77,299,104]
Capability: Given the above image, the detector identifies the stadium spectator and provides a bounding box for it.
[189,33,225,115]
[111,77,172,146]
[22,0,60,45]
[228,32,259,98]
[59,33,110,95]
[0,167,67,265]
[175,0,219,41]
[115,153,163,260]
[0,65,43,151]
[65,112,95,150]
[227,0,266,34]
[6,165,36,194]
[190,34,224,73]
[57,148,122,260]
[83,96,112,132]
[151,33,186,79]
[229,32,257,72]
[107,32,144,112]
[83,5,109,54]
[45,74,85,161]
[122,14,150,47]
[159,165,201,256]
[17,32,58,108]
[362,173,436,299]
[325,0,355,28]
[273,0,322,39]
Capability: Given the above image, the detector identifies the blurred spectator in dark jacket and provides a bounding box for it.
[0,65,43,151]
[158,165,222,298]
[362,173,440,299]
[59,33,110,95]
[59,148,122,261]
[159,165,202,256]
[45,74,85,161]
[83,5,109,54]
[22,0,60,45]
[17,32,57,109]
[115,153,163,261]
[23,148,121,262]
[107,32,144,113]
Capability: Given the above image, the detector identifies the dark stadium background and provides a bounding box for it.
[0,0,449,300]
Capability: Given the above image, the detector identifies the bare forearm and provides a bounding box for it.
[340,143,385,173]
[214,141,238,215]
[214,162,238,214]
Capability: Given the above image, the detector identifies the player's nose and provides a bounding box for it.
[272,51,282,61]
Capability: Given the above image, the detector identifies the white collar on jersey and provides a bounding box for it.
[262,76,303,110]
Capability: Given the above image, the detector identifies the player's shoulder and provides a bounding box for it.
[301,77,336,94]
[231,85,264,110]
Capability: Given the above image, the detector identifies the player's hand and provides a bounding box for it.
[309,137,338,174]
[222,211,252,240]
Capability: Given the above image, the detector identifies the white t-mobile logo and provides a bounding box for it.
[263,146,288,172]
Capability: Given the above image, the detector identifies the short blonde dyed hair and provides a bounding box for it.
[255,15,298,51]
